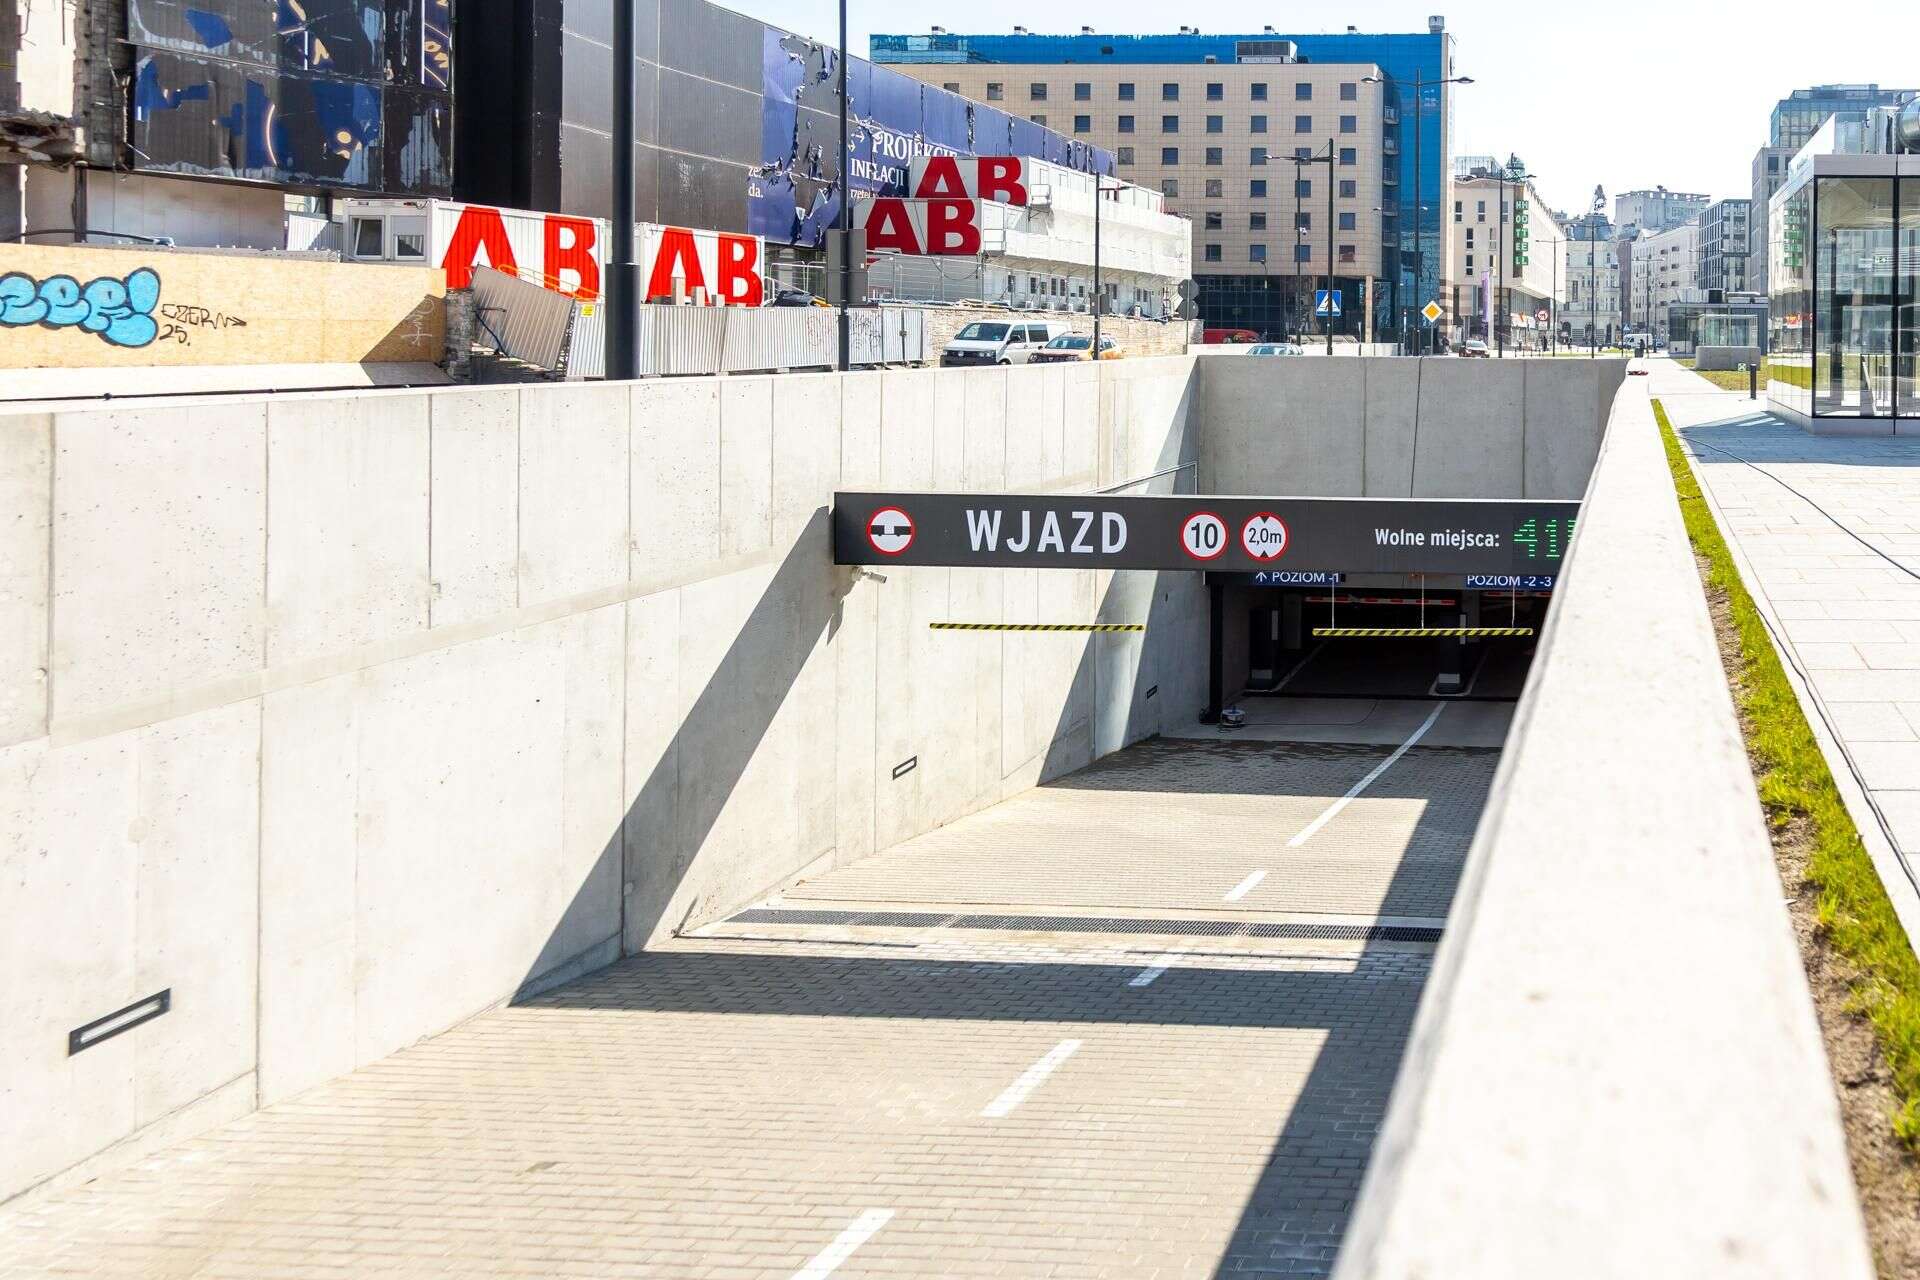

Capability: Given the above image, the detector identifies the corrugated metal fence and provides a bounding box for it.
[563,303,926,379]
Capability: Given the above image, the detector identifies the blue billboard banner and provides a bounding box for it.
[751,28,1112,247]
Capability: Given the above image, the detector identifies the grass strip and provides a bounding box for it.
[1675,359,1759,392]
[1655,397,1920,1142]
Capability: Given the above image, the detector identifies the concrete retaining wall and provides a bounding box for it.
[1695,344,1761,372]
[923,305,1197,358]
[1199,356,1626,499]
[1332,380,1872,1277]
[0,357,1206,1204]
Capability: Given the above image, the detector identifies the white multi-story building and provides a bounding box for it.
[1629,217,1702,340]
[862,159,1192,317]
[1561,218,1621,345]
[1447,166,1565,348]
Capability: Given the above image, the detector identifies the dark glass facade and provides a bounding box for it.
[1769,158,1920,425]
[1197,272,1371,340]
[127,0,454,194]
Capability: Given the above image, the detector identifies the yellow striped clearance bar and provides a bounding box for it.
[931,622,1146,633]
[1313,626,1534,638]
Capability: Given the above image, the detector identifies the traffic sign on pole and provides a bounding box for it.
[1315,289,1343,318]
[1421,299,1443,324]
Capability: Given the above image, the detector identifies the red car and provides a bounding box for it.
[1203,328,1259,345]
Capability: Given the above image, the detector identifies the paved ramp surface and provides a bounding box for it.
[0,717,1501,1280]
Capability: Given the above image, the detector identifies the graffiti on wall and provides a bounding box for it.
[0,268,164,347]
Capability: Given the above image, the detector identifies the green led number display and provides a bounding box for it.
[1513,516,1576,561]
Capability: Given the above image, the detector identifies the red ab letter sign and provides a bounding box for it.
[855,157,1028,256]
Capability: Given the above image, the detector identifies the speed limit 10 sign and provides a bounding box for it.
[1181,511,1227,561]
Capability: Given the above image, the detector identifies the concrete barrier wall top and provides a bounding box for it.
[1198,356,1624,500]
[0,356,1205,1205]
[1332,380,1871,1277]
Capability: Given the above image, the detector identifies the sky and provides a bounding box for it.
[744,0,1920,220]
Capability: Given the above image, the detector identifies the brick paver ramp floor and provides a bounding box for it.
[0,731,1499,1279]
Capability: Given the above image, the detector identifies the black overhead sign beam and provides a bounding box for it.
[833,492,1580,577]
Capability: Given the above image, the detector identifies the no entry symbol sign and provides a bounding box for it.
[866,506,915,556]
[1180,511,1227,561]
[1241,512,1288,561]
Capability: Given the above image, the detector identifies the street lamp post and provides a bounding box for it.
[608,0,638,380]
[1363,70,1472,356]
[1092,173,1121,356]
[1288,144,1335,352]
[835,0,851,371]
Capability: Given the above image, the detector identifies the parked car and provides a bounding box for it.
[940,320,1067,366]
[1203,327,1260,344]
[769,286,828,308]
[1458,339,1491,358]
[1031,334,1123,363]
[1246,342,1305,356]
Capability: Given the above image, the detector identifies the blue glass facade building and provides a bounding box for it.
[873,28,1457,338]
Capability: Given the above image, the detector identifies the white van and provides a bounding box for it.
[941,320,1066,367]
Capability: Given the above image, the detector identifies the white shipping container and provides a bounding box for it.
[335,198,767,307]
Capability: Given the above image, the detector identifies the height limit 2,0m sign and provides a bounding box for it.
[834,493,1581,576]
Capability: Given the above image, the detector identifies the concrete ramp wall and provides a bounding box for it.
[0,356,1206,1204]
[1200,356,1625,499]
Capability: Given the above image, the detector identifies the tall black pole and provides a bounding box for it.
[1324,137,1334,354]
[835,0,851,371]
[1093,177,1102,355]
[608,0,638,380]
[1293,162,1303,341]
[1410,73,1421,355]
[1591,216,1597,357]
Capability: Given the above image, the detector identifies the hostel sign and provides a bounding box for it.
[834,493,1581,576]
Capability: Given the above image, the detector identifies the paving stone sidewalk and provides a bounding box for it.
[1654,360,1920,869]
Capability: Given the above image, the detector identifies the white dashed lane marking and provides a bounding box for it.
[1222,869,1268,902]
[790,1208,895,1279]
[981,1040,1083,1118]
[1288,704,1446,848]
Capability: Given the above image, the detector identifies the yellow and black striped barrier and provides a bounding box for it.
[931,622,1146,633]
[1313,626,1535,638]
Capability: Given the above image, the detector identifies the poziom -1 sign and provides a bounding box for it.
[833,492,1582,576]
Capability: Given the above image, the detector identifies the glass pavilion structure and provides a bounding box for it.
[1768,136,1920,431]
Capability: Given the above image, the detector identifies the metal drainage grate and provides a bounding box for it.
[727,907,1442,944]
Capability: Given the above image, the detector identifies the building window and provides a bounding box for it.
[1338,211,1355,230]
[1250,211,1267,230]
[1251,115,1267,133]
[1465,228,1474,245]
[1162,83,1179,100]
[1074,115,1090,133]
[1208,82,1224,101]
[1340,82,1357,101]
[1205,211,1222,230]
[1296,212,1311,229]
[1118,115,1134,133]
[1205,147,1222,166]
[1296,179,1312,198]
[1074,82,1091,101]
[1295,82,1312,100]
[1250,179,1267,198]
[1161,147,1179,165]
[1477,199,1486,220]
[1162,115,1179,132]
[1119,82,1135,100]
[1030,115,1046,126]
[1338,147,1355,165]
[1250,148,1267,166]
[1339,179,1356,198]
[1295,115,1312,133]
[986,83,1003,101]
[1340,115,1357,133]
[1030,83,1047,100]
[1294,146,1312,159]
[1162,178,1178,197]
[1206,115,1223,133]
[1453,200,1462,221]
[1251,83,1268,101]
[1339,245,1355,263]
[942,82,959,92]
[1767,155,1779,173]
[1205,178,1223,198]
[1117,146,1134,166]
[1295,244,1311,262]
[1205,244,1222,262]
[1250,244,1268,263]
